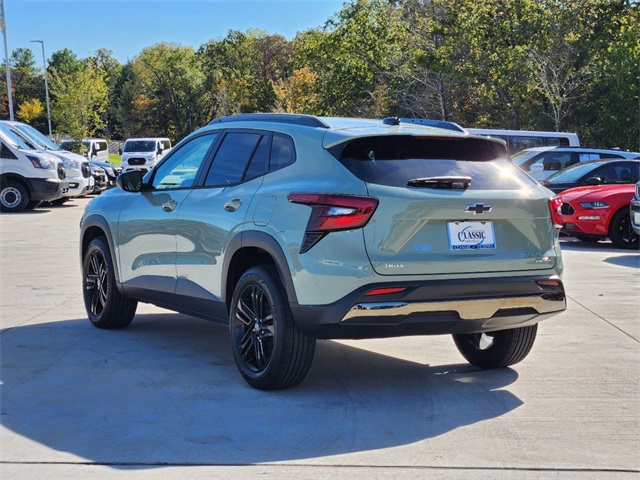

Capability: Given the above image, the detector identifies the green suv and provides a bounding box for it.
[80,114,566,390]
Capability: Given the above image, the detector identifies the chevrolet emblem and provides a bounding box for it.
[465,203,493,214]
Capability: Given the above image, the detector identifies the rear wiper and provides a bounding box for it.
[407,176,471,189]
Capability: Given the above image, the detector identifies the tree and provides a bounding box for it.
[50,67,108,141]
[272,67,319,113]
[17,98,44,123]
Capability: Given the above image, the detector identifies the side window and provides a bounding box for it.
[97,141,108,152]
[597,163,634,184]
[151,133,218,190]
[162,140,171,150]
[204,132,262,187]
[594,153,623,159]
[578,153,591,162]
[243,136,270,181]
[270,133,295,171]
[1,142,17,160]
[510,136,544,152]
[537,152,572,171]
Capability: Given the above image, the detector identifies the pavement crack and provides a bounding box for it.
[567,295,639,343]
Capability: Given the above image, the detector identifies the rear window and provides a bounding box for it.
[333,136,536,190]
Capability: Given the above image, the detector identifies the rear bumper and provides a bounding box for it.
[291,275,566,339]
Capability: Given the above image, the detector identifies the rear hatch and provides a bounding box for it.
[330,135,557,276]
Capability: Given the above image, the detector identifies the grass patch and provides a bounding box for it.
[109,154,121,166]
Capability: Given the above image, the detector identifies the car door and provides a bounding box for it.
[175,130,271,305]
[117,132,220,295]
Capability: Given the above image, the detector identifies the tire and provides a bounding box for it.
[229,265,316,390]
[50,196,69,206]
[573,233,600,243]
[1,181,30,213]
[608,209,639,249]
[25,200,43,210]
[453,324,538,369]
[82,237,137,329]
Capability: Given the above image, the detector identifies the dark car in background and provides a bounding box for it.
[90,160,122,189]
[541,159,640,194]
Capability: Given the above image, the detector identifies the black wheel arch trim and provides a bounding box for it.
[222,230,299,306]
[80,214,125,294]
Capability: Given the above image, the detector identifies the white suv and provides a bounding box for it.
[120,137,171,173]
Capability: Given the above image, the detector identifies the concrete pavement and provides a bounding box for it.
[1,197,638,479]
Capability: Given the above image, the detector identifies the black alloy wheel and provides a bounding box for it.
[230,266,315,390]
[608,209,639,249]
[83,237,137,329]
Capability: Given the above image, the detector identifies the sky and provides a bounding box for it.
[4,0,346,64]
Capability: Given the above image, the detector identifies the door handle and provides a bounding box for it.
[224,198,242,212]
[162,200,177,212]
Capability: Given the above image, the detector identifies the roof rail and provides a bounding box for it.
[208,113,331,129]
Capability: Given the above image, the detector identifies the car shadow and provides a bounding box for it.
[1,313,522,466]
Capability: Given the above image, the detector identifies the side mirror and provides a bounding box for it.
[529,163,544,172]
[586,177,603,185]
[117,170,146,192]
[118,148,122,155]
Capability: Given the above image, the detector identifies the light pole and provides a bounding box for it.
[0,0,14,121]
[30,40,51,136]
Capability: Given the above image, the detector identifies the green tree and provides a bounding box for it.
[50,66,108,141]
[297,0,404,116]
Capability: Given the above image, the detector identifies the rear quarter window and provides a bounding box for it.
[333,136,536,190]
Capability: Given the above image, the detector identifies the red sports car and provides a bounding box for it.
[560,184,639,249]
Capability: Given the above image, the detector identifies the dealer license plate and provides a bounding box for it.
[447,221,496,250]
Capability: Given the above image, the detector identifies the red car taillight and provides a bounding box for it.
[288,193,379,253]
[549,196,563,228]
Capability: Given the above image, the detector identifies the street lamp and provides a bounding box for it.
[30,40,51,137]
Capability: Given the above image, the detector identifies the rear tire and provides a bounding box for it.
[453,324,538,369]
[229,265,316,390]
[83,237,137,329]
[608,209,639,249]
[1,181,29,212]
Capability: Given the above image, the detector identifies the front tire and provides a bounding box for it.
[229,266,316,390]
[608,209,639,249]
[453,324,538,369]
[1,181,29,212]
[83,237,137,329]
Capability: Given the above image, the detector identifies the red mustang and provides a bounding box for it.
[559,184,638,249]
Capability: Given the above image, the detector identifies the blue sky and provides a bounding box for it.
[5,0,346,64]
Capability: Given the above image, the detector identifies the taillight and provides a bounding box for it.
[549,196,563,228]
[288,193,379,253]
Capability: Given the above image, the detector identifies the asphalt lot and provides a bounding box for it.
[1,196,638,479]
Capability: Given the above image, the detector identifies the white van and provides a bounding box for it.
[1,121,93,201]
[120,137,171,173]
[60,138,110,163]
[0,124,69,212]
[466,128,580,154]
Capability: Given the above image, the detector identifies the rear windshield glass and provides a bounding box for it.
[334,136,536,190]
[124,140,156,152]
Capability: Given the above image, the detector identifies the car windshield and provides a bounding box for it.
[124,140,156,152]
[0,124,34,150]
[14,124,59,151]
[545,162,601,183]
[511,149,543,167]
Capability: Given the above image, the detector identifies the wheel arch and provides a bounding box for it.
[1,173,33,193]
[80,214,125,293]
[222,231,298,312]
